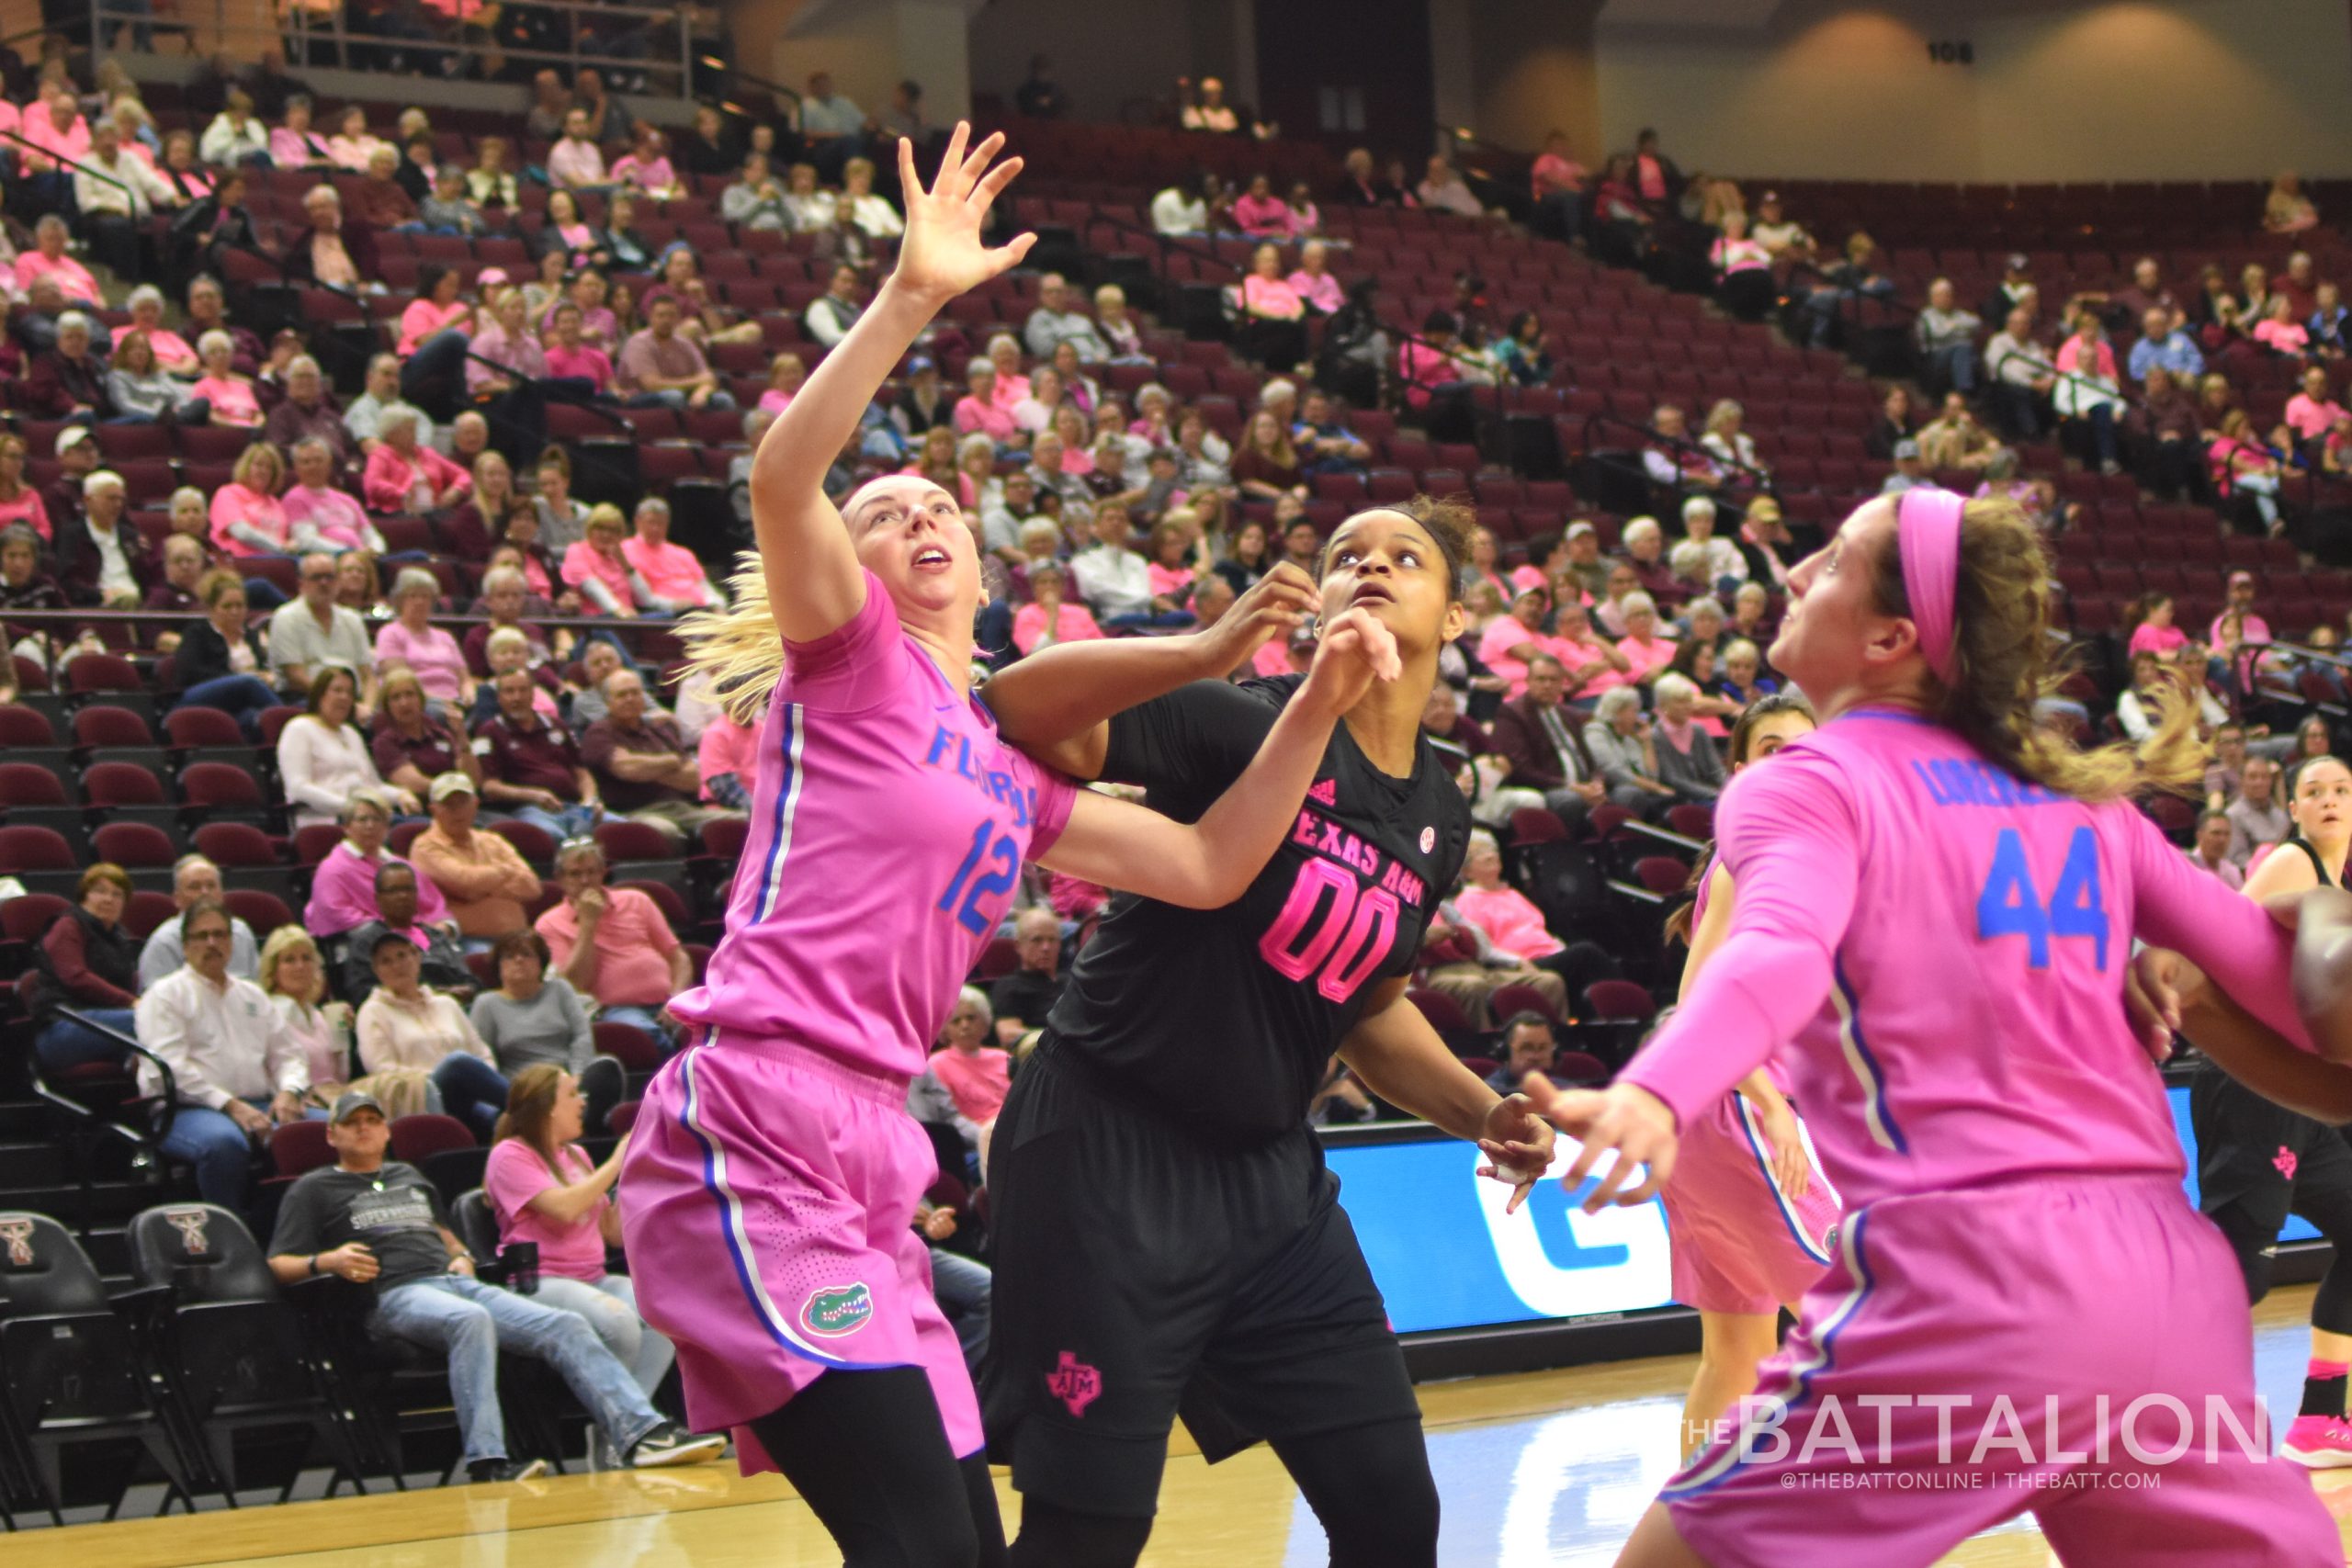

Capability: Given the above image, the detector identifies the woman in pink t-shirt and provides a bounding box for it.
[1011,562,1104,653]
[209,441,292,557]
[561,503,639,615]
[375,567,474,705]
[911,987,1013,1141]
[1238,242,1307,369]
[0,433,52,542]
[398,263,474,356]
[486,1063,674,1395]
[193,329,264,428]
[2126,592,2191,660]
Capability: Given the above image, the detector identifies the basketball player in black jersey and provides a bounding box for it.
[2191,753,2352,1465]
[979,497,1556,1567]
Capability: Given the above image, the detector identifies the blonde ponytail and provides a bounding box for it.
[677,552,786,726]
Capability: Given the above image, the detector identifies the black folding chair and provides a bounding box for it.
[125,1203,371,1503]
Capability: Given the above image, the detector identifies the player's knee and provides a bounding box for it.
[884,1500,979,1568]
[1009,1500,1153,1568]
[1322,1467,1440,1567]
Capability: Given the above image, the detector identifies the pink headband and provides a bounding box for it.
[1897,488,1964,687]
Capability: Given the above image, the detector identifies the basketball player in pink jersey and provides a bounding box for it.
[618,127,1403,1568]
[1544,487,2352,1566]
[1654,693,1841,1458]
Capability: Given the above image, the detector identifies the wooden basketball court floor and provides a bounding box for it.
[20,1284,2352,1568]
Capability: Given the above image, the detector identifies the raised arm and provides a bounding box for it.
[750,126,1034,644]
[986,563,1317,778]
[1033,606,1395,908]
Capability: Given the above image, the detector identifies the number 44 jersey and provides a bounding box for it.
[1039,675,1472,1143]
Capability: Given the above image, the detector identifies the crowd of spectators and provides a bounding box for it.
[6,37,2352,1492]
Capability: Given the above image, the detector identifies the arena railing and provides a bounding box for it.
[1574,408,1773,521]
[83,0,710,102]
[0,126,132,199]
[3,607,693,667]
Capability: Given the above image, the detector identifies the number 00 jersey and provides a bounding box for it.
[1039,676,1471,1143]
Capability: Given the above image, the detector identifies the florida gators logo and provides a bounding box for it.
[800,1281,875,1338]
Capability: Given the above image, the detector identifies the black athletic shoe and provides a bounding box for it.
[467,1457,551,1483]
[627,1423,729,1468]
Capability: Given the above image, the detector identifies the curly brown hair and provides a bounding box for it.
[1866,496,2200,802]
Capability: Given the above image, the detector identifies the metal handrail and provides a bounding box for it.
[1577,409,1772,489]
[0,125,130,193]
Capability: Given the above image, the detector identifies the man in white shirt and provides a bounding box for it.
[1983,305,2057,440]
[345,353,434,453]
[1069,506,1155,626]
[136,897,310,1211]
[268,551,378,705]
[802,264,865,348]
[76,118,179,280]
[1023,274,1109,364]
[138,854,262,987]
[1150,180,1207,236]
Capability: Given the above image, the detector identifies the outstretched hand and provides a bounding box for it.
[1476,1092,1555,1215]
[891,124,1035,309]
[1539,1082,1679,1213]
[1300,604,1402,717]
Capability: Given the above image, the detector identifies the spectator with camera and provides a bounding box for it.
[266,1089,718,1483]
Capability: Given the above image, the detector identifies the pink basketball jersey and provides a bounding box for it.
[1625,708,2310,1213]
[668,571,1076,1078]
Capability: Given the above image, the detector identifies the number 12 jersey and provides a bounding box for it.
[1038,675,1472,1144]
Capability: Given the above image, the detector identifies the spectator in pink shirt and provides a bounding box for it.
[1529,130,1587,242]
[696,698,763,810]
[2126,592,2192,661]
[2285,364,2347,453]
[1238,242,1307,369]
[608,125,681,199]
[125,284,198,375]
[1476,583,1577,701]
[619,498,721,615]
[268,95,335,170]
[465,287,547,398]
[363,410,471,513]
[2052,318,2118,381]
[758,351,804,415]
[2256,293,2312,358]
[1287,239,1342,315]
[984,333,1030,408]
[15,214,99,306]
[911,987,1012,1140]
[398,264,475,357]
[1012,562,1104,654]
[560,504,638,615]
[955,360,1018,443]
[283,437,383,555]
[1231,174,1289,237]
[1614,593,1679,686]
[18,89,90,207]
[326,105,387,172]
[209,443,293,558]
[375,568,475,706]
[540,301,614,393]
[546,108,608,190]
[192,329,264,428]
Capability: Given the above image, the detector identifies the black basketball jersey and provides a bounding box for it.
[1039,675,1472,1142]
